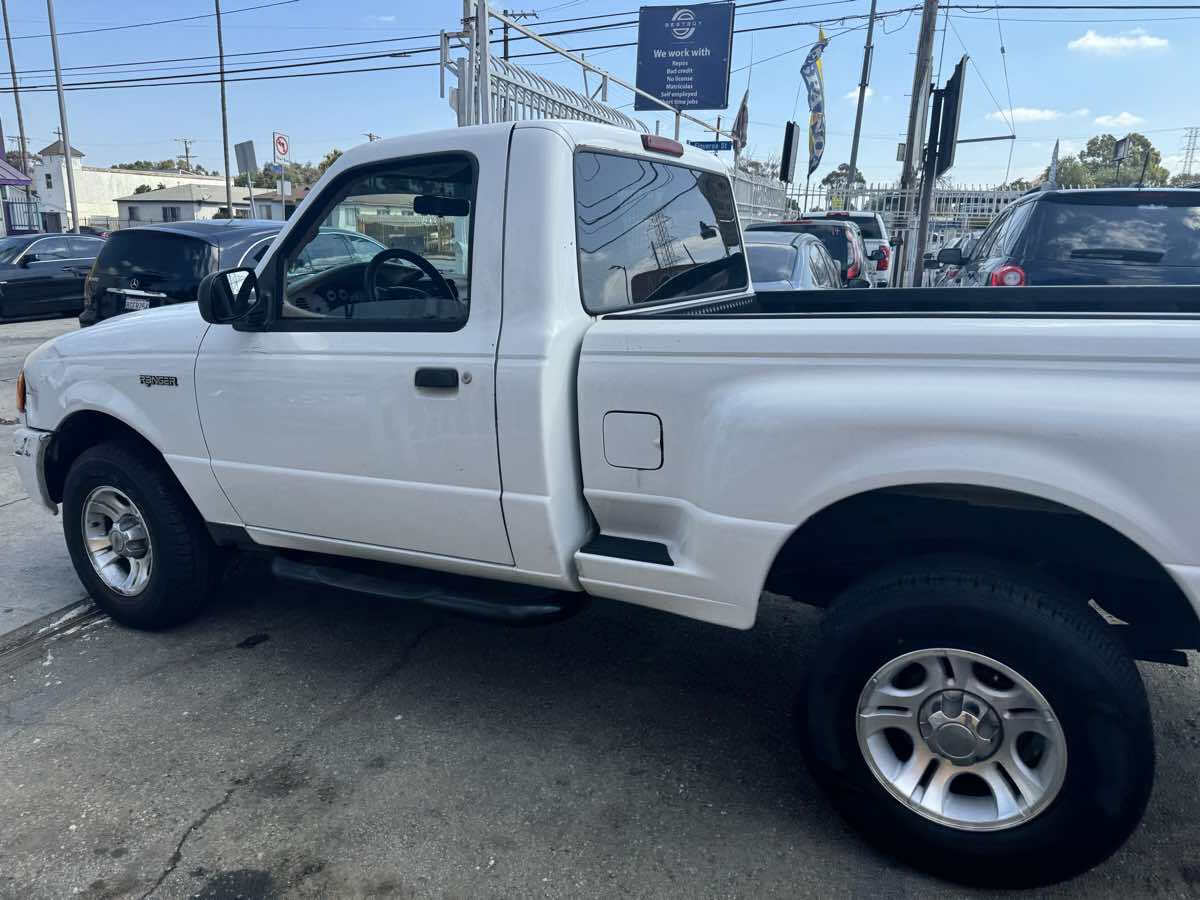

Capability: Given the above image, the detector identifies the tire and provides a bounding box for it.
[63,440,215,629]
[801,556,1153,887]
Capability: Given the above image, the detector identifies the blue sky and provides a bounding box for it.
[0,0,1195,185]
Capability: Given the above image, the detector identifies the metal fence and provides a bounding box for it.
[3,198,41,234]
[486,57,646,132]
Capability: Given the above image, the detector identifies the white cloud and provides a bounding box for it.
[1068,28,1168,55]
[1069,108,1090,117]
[843,86,874,102]
[987,107,1062,123]
[1094,112,1144,127]
[365,14,397,23]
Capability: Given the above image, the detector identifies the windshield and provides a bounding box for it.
[0,237,29,265]
[1030,196,1200,265]
[747,244,797,283]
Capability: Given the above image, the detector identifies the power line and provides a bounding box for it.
[7,0,298,40]
[0,8,923,94]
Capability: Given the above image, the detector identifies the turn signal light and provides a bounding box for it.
[16,368,26,414]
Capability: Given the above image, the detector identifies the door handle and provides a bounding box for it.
[414,367,459,389]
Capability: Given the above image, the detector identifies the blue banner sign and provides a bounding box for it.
[634,3,735,112]
[687,140,733,151]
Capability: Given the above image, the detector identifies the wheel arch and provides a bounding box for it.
[765,482,1200,653]
[45,409,167,504]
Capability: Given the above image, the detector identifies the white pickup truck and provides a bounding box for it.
[12,121,1200,885]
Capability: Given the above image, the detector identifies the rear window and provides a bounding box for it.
[96,230,215,290]
[747,244,797,283]
[1030,195,1200,266]
[574,150,747,312]
[838,214,883,240]
[746,223,850,264]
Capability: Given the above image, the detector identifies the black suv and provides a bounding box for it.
[80,220,283,326]
[937,187,1200,287]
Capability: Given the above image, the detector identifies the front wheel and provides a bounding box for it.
[802,557,1154,886]
[63,441,215,629]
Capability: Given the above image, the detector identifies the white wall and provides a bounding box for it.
[32,154,230,228]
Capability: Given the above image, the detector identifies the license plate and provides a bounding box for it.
[124,298,150,311]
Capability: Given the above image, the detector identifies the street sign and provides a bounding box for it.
[273,132,289,158]
[268,162,284,176]
[634,3,735,112]
[1113,135,1130,162]
[935,56,966,176]
[779,121,800,183]
[234,140,257,177]
[687,139,733,151]
[896,142,906,162]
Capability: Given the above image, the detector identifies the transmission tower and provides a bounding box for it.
[1181,127,1199,178]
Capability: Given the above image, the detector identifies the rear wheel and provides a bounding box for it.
[802,557,1154,886]
[63,441,215,629]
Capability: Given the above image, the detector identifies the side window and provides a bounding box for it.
[808,244,829,287]
[974,207,1012,259]
[33,237,70,260]
[996,202,1034,256]
[574,150,746,312]
[279,153,473,328]
[69,237,101,257]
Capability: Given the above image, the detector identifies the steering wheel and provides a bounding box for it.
[363,248,455,306]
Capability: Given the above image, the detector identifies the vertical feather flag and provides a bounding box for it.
[1048,139,1060,187]
[801,29,829,177]
[731,89,750,155]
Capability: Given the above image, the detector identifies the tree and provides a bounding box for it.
[735,153,780,180]
[1037,132,1171,187]
[133,183,154,194]
[820,162,865,189]
[113,159,182,172]
[318,148,342,175]
[1169,172,1199,187]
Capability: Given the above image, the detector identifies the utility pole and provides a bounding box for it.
[45,0,77,233]
[2,0,33,228]
[501,9,535,61]
[1181,126,1199,178]
[214,0,233,218]
[175,137,195,172]
[846,0,877,203]
[898,0,939,286]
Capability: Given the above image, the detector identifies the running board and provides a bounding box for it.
[270,555,585,625]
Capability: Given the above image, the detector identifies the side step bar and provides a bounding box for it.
[271,555,586,625]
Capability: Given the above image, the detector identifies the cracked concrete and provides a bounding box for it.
[2,565,1200,898]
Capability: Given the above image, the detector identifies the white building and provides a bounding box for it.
[31,140,232,231]
[114,184,254,226]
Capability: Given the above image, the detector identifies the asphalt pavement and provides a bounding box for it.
[2,317,1199,899]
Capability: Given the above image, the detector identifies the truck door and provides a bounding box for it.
[196,130,513,564]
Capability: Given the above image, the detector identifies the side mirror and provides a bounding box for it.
[937,247,964,267]
[20,253,37,266]
[197,267,260,324]
[868,247,886,261]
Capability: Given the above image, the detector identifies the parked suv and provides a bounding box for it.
[745,219,876,288]
[0,233,104,320]
[80,220,283,326]
[81,221,389,325]
[938,187,1200,287]
[800,210,892,286]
